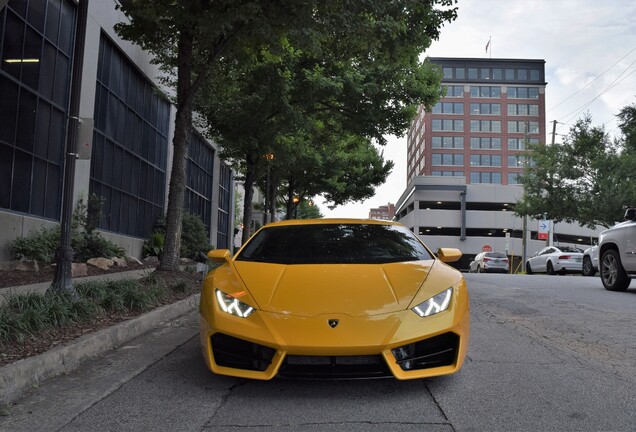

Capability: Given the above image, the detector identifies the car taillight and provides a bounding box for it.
[558,255,571,260]
[502,258,509,262]
[483,257,491,261]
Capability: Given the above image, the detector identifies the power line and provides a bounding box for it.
[548,45,636,114]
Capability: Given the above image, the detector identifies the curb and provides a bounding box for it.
[0,293,200,405]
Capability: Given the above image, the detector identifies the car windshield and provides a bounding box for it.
[237,223,434,264]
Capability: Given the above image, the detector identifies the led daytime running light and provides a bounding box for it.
[412,288,452,317]
[215,289,255,318]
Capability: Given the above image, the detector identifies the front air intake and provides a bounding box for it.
[211,333,276,372]
[392,332,459,371]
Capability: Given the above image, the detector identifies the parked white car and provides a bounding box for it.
[599,208,636,291]
[525,245,585,275]
[582,245,599,276]
[469,252,509,273]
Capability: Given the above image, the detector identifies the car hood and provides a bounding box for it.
[232,260,436,317]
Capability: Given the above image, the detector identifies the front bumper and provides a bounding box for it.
[199,286,470,380]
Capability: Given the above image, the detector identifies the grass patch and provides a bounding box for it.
[0,273,199,348]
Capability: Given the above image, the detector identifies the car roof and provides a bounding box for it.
[262,218,401,228]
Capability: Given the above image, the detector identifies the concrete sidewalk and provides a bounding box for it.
[0,271,200,405]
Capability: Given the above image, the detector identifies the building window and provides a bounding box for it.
[443,67,453,79]
[432,153,464,166]
[470,154,501,167]
[470,137,501,150]
[432,136,464,149]
[470,120,501,132]
[432,119,464,132]
[468,68,478,79]
[508,155,534,168]
[217,163,233,249]
[470,171,502,184]
[507,104,539,116]
[90,34,170,237]
[518,69,528,80]
[455,68,465,79]
[443,85,465,98]
[508,87,539,99]
[186,132,214,234]
[0,0,76,219]
[508,172,521,184]
[469,86,501,98]
[507,137,539,150]
[432,102,464,114]
[492,69,502,80]
[480,68,490,79]
[530,69,540,81]
[507,121,539,134]
[432,170,464,177]
[470,103,501,115]
[505,69,515,80]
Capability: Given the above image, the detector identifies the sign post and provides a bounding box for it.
[538,220,550,241]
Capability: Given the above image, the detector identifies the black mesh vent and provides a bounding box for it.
[392,332,459,371]
[278,355,392,379]
[211,333,276,372]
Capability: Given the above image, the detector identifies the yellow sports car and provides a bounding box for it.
[199,219,469,380]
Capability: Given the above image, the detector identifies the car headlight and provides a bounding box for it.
[411,288,452,317]
[215,289,255,318]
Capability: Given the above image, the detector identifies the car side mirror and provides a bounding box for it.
[437,247,462,263]
[625,208,636,221]
[207,249,231,263]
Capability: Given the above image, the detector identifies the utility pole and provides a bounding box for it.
[49,0,89,297]
[521,122,530,269]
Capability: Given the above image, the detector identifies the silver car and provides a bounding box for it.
[525,245,584,275]
[469,252,509,273]
[582,245,599,276]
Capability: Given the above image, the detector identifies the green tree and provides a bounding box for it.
[198,1,457,238]
[515,114,627,228]
[115,0,312,270]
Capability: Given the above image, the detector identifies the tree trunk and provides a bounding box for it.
[241,154,258,244]
[159,30,194,271]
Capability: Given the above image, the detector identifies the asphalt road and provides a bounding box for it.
[2,273,636,431]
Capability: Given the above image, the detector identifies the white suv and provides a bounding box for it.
[598,208,636,291]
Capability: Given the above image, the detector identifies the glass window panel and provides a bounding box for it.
[505,69,515,80]
[45,0,61,44]
[443,67,452,78]
[39,41,56,99]
[16,88,37,151]
[480,68,489,79]
[455,68,465,79]
[0,144,13,208]
[529,87,539,98]
[12,150,32,212]
[470,86,478,97]
[518,69,528,80]
[2,12,24,80]
[48,107,64,162]
[35,100,51,158]
[470,172,480,183]
[432,154,442,165]
[0,76,19,143]
[492,172,501,184]
[21,26,42,90]
[52,52,69,106]
[432,136,441,148]
[8,0,27,17]
[530,69,540,81]
[468,68,477,79]
[493,69,502,80]
[491,87,500,97]
[58,0,74,54]
[454,120,463,131]
[28,0,47,32]
[31,158,47,216]
[113,145,123,189]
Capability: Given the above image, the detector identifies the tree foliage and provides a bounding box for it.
[515,111,636,228]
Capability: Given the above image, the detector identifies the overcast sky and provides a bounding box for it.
[321,0,636,218]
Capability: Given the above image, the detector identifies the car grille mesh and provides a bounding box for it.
[211,333,276,372]
[392,332,459,371]
[278,354,392,379]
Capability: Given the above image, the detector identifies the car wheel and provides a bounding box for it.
[582,256,595,276]
[546,261,555,275]
[600,249,631,292]
[526,262,532,275]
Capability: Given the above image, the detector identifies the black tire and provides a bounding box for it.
[582,256,596,276]
[547,261,555,275]
[600,249,631,291]
[526,262,533,275]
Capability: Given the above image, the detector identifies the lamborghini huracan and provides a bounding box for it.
[199,219,470,380]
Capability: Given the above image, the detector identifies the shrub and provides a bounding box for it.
[9,227,60,263]
[143,232,165,259]
[144,213,212,261]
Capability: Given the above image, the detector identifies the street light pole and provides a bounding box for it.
[49,0,89,297]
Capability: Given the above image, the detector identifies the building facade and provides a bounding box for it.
[368,203,395,220]
[399,58,602,269]
[407,57,546,185]
[0,0,234,261]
